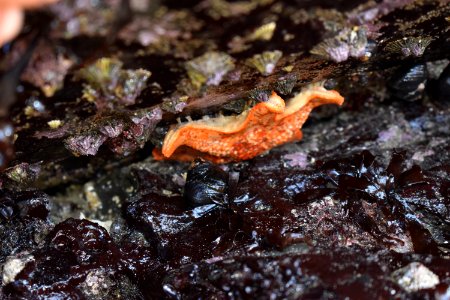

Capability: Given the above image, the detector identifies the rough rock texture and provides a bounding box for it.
[0,0,449,299]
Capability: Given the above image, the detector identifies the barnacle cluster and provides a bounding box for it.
[385,36,433,57]
[76,58,151,110]
[310,26,368,63]
[185,51,235,88]
[64,107,162,156]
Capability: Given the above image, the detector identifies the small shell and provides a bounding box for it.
[161,95,189,113]
[274,74,297,96]
[311,39,349,63]
[48,120,63,129]
[121,69,152,105]
[76,58,151,109]
[283,65,294,72]
[77,58,123,91]
[246,50,283,75]
[185,51,235,87]
[5,162,41,184]
[347,27,368,58]
[385,36,433,57]
[249,21,276,41]
[248,88,272,102]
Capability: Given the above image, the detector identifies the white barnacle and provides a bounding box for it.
[185,51,235,87]
[246,50,283,75]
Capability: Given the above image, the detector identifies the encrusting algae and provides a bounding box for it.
[153,83,344,163]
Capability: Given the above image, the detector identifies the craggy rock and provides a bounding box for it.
[162,248,450,299]
[0,190,52,262]
[1,218,150,299]
[0,0,449,299]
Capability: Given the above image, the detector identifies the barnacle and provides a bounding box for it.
[47,120,63,129]
[385,36,433,57]
[77,58,122,88]
[274,74,297,96]
[5,163,41,184]
[228,21,277,52]
[249,21,277,41]
[153,83,344,163]
[161,95,189,113]
[310,27,368,63]
[64,107,162,157]
[76,58,151,110]
[185,52,235,88]
[248,87,272,102]
[283,65,294,72]
[246,50,283,75]
[347,27,368,58]
[311,39,349,63]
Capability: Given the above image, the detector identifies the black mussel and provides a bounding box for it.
[388,63,428,102]
[149,125,169,148]
[0,121,14,171]
[438,63,450,102]
[184,160,229,207]
[323,78,338,90]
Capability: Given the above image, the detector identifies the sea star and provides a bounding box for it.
[153,84,344,163]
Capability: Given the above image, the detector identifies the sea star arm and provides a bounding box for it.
[155,84,344,163]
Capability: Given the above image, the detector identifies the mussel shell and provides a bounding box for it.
[438,64,450,102]
[0,121,14,171]
[184,161,229,207]
[388,63,428,102]
[149,125,169,148]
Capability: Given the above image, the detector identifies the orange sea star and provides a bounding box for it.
[153,84,344,163]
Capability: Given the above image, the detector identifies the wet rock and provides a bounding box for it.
[2,252,34,285]
[1,218,151,299]
[392,262,440,293]
[163,248,450,299]
[0,190,52,262]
